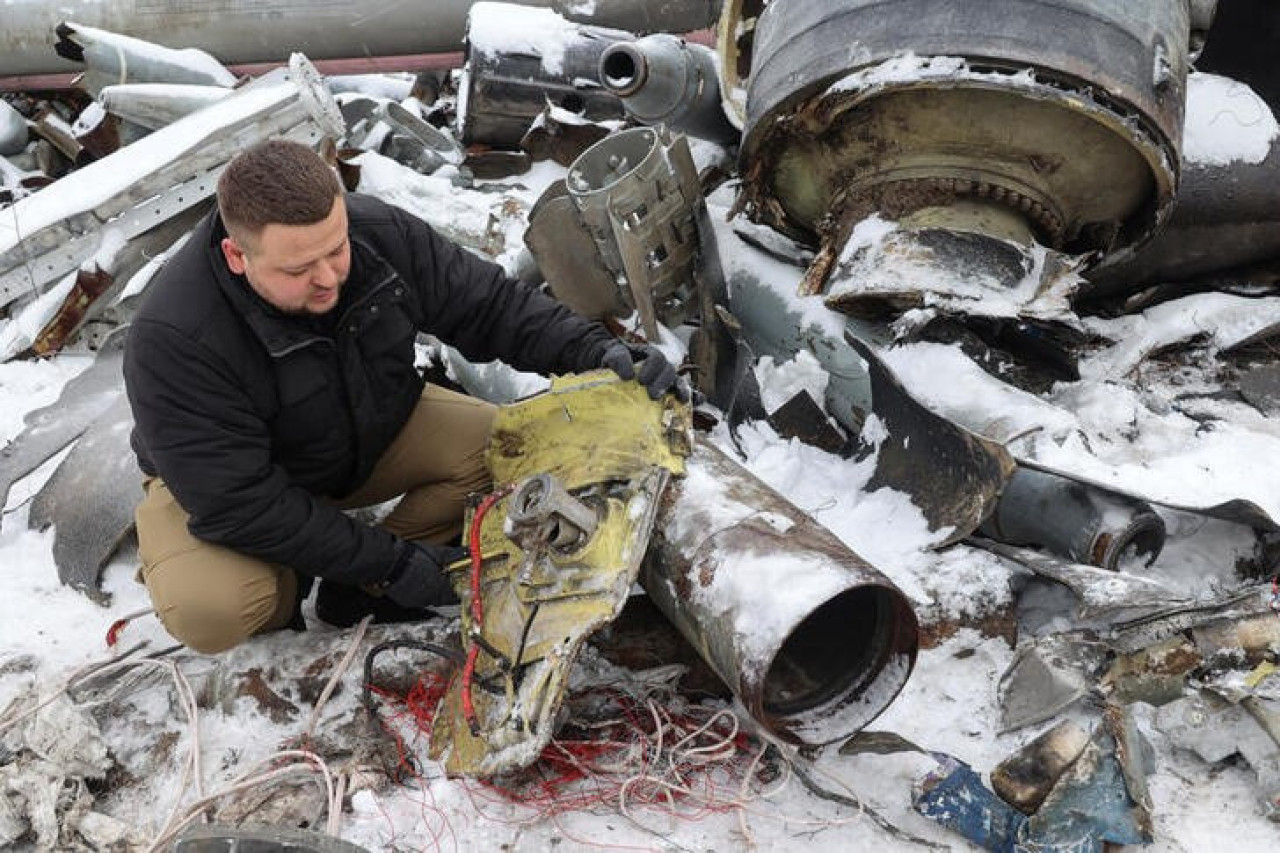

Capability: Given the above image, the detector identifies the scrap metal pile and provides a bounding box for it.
[2,0,1280,849]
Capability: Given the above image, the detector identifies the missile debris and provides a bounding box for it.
[598,34,739,143]
[978,466,1167,571]
[0,100,28,156]
[1085,72,1280,301]
[458,2,630,149]
[0,1,720,80]
[430,372,691,776]
[526,126,713,337]
[54,21,237,98]
[991,719,1092,814]
[642,435,919,746]
[28,392,139,602]
[0,326,128,522]
[735,0,1191,316]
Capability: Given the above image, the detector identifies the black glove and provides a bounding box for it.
[378,541,466,608]
[598,341,690,402]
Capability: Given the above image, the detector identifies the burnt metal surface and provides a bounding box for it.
[458,3,630,148]
[991,719,1091,814]
[642,436,919,746]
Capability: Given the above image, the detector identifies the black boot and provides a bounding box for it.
[314,580,442,628]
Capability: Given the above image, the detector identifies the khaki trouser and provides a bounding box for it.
[135,384,495,653]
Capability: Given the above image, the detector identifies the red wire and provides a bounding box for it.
[462,485,513,734]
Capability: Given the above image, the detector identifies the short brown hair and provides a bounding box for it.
[217,139,342,247]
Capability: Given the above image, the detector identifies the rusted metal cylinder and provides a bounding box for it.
[642,436,919,745]
[979,466,1167,572]
[458,2,631,148]
[738,0,1191,265]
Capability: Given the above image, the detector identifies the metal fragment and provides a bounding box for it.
[971,537,1191,621]
[991,719,1091,814]
[1023,705,1154,850]
[98,83,233,131]
[28,392,140,600]
[913,753,1027,852]
[996,634,1106,732]
[0,326,127,519]
[54,21,237,98]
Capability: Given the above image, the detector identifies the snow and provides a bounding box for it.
[2,51,1280,853]
[466,2,584,76]
[1183,71,1279,166]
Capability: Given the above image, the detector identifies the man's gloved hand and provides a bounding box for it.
[378,541,466,608]
[598,341,691,402]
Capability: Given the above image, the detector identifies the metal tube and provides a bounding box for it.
[1085,86,1280,298]
[599,34,739,143]
[53,21,237,97]
[553,0,722,35]
[641,436,919,745]
[979,466,1167,571]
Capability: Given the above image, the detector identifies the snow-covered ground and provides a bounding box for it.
[1,60,1279,851]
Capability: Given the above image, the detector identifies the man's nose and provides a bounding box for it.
[313,260,342,289]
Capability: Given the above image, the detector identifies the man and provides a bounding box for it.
[124,139,682,654]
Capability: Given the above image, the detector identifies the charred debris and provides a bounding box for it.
[1,0,1280,849]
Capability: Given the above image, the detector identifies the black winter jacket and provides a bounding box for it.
[124,193,613,587]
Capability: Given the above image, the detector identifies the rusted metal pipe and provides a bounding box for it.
[642,436,919,745]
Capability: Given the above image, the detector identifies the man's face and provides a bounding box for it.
[220,195,351,315]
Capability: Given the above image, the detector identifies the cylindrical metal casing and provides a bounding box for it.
[980,466,1167,571]
[457,2,631,147]
[642,437,919,745]
[599,34,739,143]
[739,0,1189,259]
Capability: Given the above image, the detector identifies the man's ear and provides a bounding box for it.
[220,237,248,275]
